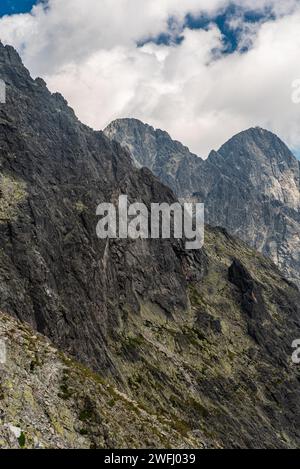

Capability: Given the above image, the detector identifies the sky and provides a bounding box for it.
[0,1,37,16]
[0,0,300,158]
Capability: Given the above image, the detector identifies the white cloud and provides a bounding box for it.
[0,0,300,157]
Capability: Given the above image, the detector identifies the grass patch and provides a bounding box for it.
[18,432,26,449]
[58,369,74,400]
[0,175,27,222]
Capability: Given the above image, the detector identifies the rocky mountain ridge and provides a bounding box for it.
[1,43,300,448]
[104,119,300,288]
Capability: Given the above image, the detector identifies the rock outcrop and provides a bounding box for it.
[0,311,203,449]
[105,120,300,288]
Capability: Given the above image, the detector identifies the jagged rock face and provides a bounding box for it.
[2,226,300,449]
[104,118,204,197]
[105,120,300,288]
[204,128,300,288]
[228,259,267,321]
[0,43,197,375]
[1,44,300,448]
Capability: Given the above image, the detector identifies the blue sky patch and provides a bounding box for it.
[186,4,275,54]
[0,0,39,17]
[292,149,300,160]
[140,4,276,55]
[137,17,184,48]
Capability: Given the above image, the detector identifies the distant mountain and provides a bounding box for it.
[104,118,204,197]
[105,120,300,288]
[1,43,300,448]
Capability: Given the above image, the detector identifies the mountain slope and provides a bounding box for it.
[0,311,202,449]
[105,120,300,287]
[1,43,300,448]
[106,224,300,448]
[0,43,194,375]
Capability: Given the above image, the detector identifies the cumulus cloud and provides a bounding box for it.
[0,0,300,157]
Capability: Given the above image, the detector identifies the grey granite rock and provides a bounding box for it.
[1,43,300,448]
[105,120,300,288]
[0,42,194,375]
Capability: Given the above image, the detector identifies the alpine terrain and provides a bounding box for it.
[0,43,300,449]
[105,119,300,288]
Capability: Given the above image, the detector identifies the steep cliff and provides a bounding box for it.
[0,42,195,375]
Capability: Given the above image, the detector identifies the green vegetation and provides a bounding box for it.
[18,432,26,449]
[75,201,87,214]
[0,175,27,222]
[0,383,4,400]
[58,369,74,400]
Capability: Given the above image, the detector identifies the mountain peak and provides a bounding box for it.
[0,42,31,88]
[105,117,172,143]
[108,117,153,129]
[104,117,202,196]
[217,126,297,167]
[0,41,23,66]
[105,119,300,287]
[220,126,286,147]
